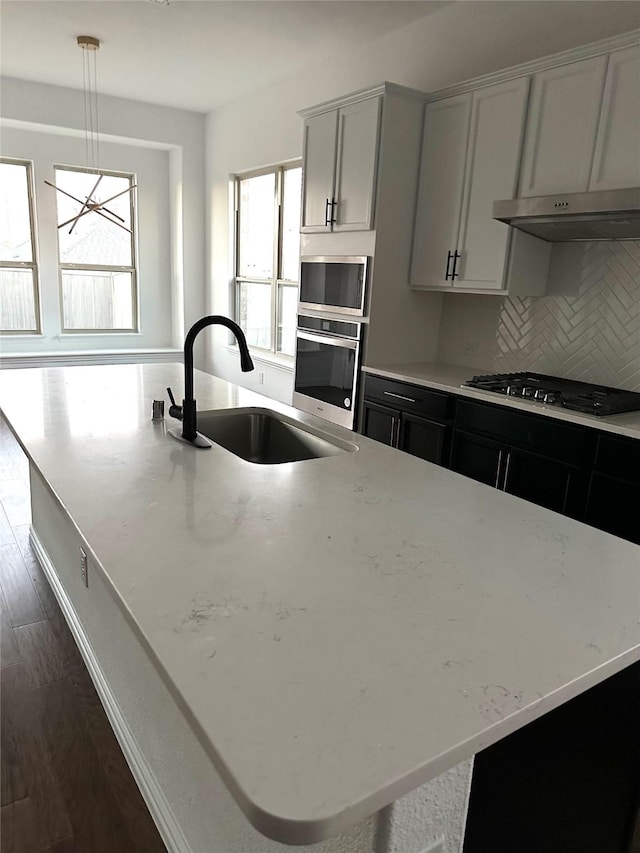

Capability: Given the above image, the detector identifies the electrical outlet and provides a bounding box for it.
[80,547,89,587]
[258,371,265,385]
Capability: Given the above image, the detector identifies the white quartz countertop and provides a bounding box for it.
[1,364,639,844]
[363,362,640,440]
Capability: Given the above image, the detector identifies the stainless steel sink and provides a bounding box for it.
[196,408,355,464]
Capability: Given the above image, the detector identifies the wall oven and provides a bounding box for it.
[293,314,363,429]
[298,256,368,316]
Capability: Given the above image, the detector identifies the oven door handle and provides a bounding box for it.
[296,330,358,349]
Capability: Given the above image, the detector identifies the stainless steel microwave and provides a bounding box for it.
[298,256,368,317]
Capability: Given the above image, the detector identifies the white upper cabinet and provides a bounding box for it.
[590,46,640,191]
[300,111,338,232]
[518,56,608,197]
[411,77,531,293]
[410,95,471,289]
[455,77,530,291]
[301,96,381,233]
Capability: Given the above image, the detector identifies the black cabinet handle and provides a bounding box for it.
[330,197,337,224]
[445,251,453,281]
[325,198,331,227]
[451,250,461,280]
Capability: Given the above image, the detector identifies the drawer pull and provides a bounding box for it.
[383,391,417,404]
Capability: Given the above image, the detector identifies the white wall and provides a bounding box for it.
[205,1,640,402]
[1,78,206,364]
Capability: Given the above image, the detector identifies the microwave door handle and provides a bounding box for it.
[296,330,358,349]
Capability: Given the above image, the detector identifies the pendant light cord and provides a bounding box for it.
[81,42,100,170]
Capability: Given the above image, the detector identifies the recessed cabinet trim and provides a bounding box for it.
[517,55,608,197]
[589,45,640,191]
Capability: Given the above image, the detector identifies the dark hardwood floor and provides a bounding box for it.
[0,418,166,853]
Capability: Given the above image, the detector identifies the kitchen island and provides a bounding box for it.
[1,363,639,853]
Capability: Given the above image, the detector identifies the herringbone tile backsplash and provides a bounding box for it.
[437,241,640,391]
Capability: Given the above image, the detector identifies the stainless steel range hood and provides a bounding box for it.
[493,187,640,242]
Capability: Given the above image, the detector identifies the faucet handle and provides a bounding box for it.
[166,386,183,420]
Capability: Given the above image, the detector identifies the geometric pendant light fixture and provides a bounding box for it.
[45,35,136,234]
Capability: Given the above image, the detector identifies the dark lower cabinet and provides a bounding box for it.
[450,400,596,521]
[464,662,640,853]
[363,374,640,545]
[586,474,640,544]
[450,430,503,488]
[399,412,448,464]
[361,377,452,466]
[450,430,590,518]
[585,434,640,545]
[360,401,399,448]
[361,400,449,464]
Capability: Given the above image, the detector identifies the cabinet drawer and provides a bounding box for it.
[363,375,453,421]
[593,433,640,484]
[454,399,595,466]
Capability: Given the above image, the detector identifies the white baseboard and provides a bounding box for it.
[29,528,193,853]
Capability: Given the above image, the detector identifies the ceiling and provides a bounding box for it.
[0,1,448,113]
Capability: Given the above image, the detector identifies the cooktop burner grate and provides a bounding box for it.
[464,372,640,416]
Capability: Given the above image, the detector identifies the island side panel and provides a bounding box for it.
[28,465,378,853]
[28,463,473,852]
[380,761,474,853]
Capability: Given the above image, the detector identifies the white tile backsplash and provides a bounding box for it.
[437,240,640,390]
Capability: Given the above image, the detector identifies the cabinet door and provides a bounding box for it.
[361,401,400,447]
[399,413,448,466]
[410,94,471,288]
[455,77,529,292]
[450,429,504,488]
[503,447,588,519]
[590,46,640,191]
[334,97,381,232]
[585,473,640,545]
[518,56,607,197]
[301,111,338,233]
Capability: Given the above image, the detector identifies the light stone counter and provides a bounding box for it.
[1,363,639,848]
[363,362,640,440]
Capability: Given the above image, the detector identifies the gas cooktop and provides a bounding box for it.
[464,372,640,417]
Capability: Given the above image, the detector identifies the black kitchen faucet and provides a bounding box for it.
[167,315,254,447]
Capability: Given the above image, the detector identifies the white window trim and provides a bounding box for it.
[0,157,42,335]
[54,164,139,334]
[232,160,302,360]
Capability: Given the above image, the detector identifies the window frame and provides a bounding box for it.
[233,160,302,359]
[54,164,139,334]
[0,157,41,335]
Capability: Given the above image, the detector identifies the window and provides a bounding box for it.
[0,159,40,333]
[54,166,137,332]
[234,163,301,357]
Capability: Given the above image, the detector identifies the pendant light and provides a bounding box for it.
[45,36,136,234]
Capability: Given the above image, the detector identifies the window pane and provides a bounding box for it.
[281,167,301,282]
[0,268,37,331]
[55,168,133,266]
[62,269,134,330]
[277,284,297,356]
[237,281,271,350]
[0,162,33,263]
[238,173,275,279]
